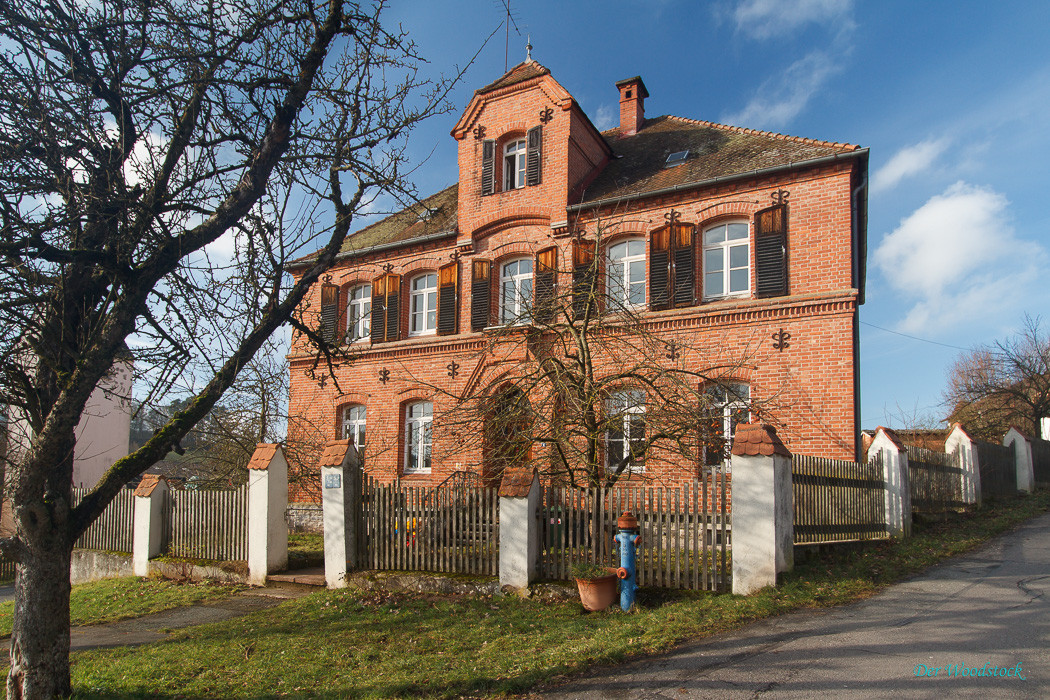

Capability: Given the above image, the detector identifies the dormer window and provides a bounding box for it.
[504,139,527,190]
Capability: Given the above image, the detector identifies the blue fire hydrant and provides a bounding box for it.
[614,512,642,611]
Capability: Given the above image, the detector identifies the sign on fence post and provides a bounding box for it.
[498,466,540,591]
[869,427,910,538]
[247,443,289,585]
[730,424,793,595]
[945,423,982,507]
[320,440,361,589]
[132,475,169,577]
[1004,428,1035,494]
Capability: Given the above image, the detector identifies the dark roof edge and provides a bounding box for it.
[568,148,870,213]
[287,229,458,271]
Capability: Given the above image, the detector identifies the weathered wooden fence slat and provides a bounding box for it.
[71,487,136,553]
[977,441,1016,498]
[791,454,887,545]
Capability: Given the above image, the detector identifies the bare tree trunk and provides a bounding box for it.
[7,532,72,699]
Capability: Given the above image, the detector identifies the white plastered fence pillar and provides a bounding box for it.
[729,424,793,596]
[132,474,169,577]
[868,427,911,538]
[320,439,361,589]
[1004,427,1035,494]
[247,443,289,586]
[944,423,982,507]
[498,466,540,591]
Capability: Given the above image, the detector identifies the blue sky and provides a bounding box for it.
[370,0,1050,430]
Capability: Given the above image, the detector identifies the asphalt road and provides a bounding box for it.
[533,511,1050,699]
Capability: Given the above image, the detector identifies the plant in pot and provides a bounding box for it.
[571,562,619,612]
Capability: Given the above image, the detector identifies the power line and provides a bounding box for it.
[860,321,972,352]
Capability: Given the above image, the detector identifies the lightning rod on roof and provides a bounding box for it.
[526,34,532,62]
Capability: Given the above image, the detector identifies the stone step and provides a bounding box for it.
[266,566,326,590]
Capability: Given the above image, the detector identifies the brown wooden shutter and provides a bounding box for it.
[471,259,491,331]
[755,204,788,297]
[320,280,340,345]
[370,275,385,343]
[572,239,596,320]
[384,273,401,341]
[526,125,542,186]
[481,139,495,196]
[534,246,558,323]
[437,261,458,336]
[672,223,696,308]
[649,226,671,311]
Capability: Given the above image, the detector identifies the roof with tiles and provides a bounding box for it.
[498,465,537,497]
[247,443,280,471]
[581,116,861,203]
[319,439,356,467]
[731,423,791,457]
[476,61,550,95]
[134,474,166,497]
[875,426,906,450]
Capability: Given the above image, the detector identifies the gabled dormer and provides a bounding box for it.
[451,60,612,242]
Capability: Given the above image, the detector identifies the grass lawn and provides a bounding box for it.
[54,490,1050,699]
[0,577,244,638]
[287,532,325,569]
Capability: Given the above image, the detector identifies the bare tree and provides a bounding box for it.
[0,0,457,695]
[944,314,1050,442]
[403,220,772,489]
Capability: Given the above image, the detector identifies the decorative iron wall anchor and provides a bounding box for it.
[379,368,391,384]
[772,328,792,351]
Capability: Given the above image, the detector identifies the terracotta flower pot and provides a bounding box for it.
[575,569,619,611]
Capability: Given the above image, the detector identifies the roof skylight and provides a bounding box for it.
[665,150,689,167]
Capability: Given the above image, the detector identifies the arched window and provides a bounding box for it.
[346,284,371,342]
[607,238,646,309]
[341,404,366,451]
[404,401,433,474]
[703,221,750,298]
[701,383,750,465]
[409,273,438,336]
[499,258,533,324]
[504,139,527,190]
[606,390,646,474]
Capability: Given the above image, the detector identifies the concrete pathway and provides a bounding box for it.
[1,586,313,652]
[532,512,1050,700]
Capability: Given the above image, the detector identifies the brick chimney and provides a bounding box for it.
[615,76,649,136]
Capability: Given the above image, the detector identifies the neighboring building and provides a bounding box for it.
[287,59,868,500]
[6,357,132,490]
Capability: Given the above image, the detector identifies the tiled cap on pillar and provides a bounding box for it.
[247,443,281,470]
[498,466,538,498]
[874,426,905,450]
[731,423,791,457]
[319,439,354,467]
[134,474,167,497]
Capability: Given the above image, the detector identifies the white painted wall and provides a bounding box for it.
[7,359,132,489]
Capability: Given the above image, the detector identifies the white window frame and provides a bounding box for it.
[346,284,371,343]
[703,383,750,466]
[702,221,750,299]
[408,273,438,337]
[606,238,646,309]
[342,404,366,452]
[503,139,527,191]
[605,390,646,473]
[499,258,533,324]
[404,401,433,474]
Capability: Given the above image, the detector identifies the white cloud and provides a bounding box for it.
[873,181,1046,333]
[593,104,616,131]
[871,139,950,194]
[730,0,855,40]
[721,51,841,129]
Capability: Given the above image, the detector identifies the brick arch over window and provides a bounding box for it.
[696,201,762,228]
[471,209,553,241]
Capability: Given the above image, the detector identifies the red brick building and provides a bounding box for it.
[287,60,869,501]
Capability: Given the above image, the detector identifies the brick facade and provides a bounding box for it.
[287,62,868,502]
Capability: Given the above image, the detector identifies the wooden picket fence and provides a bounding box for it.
[976,441,1016,498]
[538,469,731,591]
[163,485,249,561]
[792,453,887,544]
[0,556,14,582]
[1031,437,1050,489]
[908,446,965,513]
[357,474,499,576]
[71,487,136,553]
